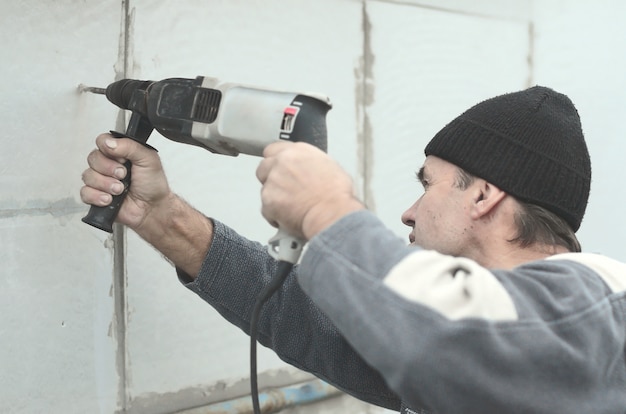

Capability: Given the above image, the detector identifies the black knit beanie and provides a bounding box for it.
[424,86,591,231]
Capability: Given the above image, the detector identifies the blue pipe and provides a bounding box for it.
[176,379,341,414]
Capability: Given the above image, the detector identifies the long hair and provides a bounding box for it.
[454,168,581,252]
[511,201,581,252]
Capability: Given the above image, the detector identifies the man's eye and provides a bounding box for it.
[415,169,429,190]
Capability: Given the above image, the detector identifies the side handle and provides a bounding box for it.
[82,110,154,232]
[81,131,135,233]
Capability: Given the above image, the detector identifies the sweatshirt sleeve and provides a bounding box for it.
[298,210,626,413]
[178,219,401,410]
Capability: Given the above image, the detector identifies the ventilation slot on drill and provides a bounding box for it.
[192,89,222,123]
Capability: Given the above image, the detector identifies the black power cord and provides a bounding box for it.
[249,260,295,414]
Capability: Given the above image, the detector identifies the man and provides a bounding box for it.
[81,86,626,413]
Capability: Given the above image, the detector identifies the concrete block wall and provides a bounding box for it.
[1,1,624,413]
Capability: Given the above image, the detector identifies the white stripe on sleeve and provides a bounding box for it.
[383,250,518,321]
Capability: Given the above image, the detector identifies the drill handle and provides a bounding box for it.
[82,129,139,233]
[266,94,331,263]
[81,154,132,233]
[289,94,330,152]
[82,110,154,232]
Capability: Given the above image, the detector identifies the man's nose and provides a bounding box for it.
[401,199,419,227]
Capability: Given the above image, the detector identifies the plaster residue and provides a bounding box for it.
[113,2,134,413]
[125,368,315,414]
[354,1,376,212]
[526,21,535,88]
[0,197,85,219]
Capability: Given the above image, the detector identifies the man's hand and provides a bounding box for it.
[256,141,365,240]
[80,133,172,231]
[80,133,213,278]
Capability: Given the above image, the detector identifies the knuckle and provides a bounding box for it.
[87,150,98,166]
[79,186,94,204]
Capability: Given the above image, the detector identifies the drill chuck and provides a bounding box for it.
[105,79,153,110]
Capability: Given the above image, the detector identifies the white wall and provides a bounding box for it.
[533,0,626,261]
[1,2,122,413]
[1,1,624,413]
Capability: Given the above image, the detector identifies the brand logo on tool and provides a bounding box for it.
[280,105,300,138]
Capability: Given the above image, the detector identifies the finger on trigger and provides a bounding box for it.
[256,157,271,184]
[262,140,291,157]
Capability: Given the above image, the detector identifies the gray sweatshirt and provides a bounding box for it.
[181,211,626,414]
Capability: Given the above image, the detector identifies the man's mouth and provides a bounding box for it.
[408,233,415,244]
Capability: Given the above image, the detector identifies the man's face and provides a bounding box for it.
[401,156,475,256]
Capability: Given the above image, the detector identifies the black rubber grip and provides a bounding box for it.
[81,159,132,233]
[290,94,330,152]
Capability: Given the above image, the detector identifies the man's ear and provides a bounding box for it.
[469,180,507,219]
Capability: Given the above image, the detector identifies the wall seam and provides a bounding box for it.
[358,0,375,211]
[367,0,528,22]
[527,19,535,87]
[113,0,132,412]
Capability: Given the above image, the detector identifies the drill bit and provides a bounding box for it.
[78,84,106,94]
